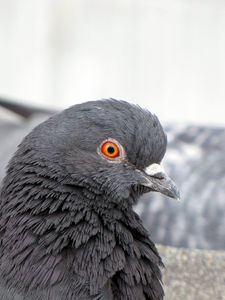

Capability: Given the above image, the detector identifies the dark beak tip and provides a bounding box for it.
[167,182,180,201]
[171,189,181,201]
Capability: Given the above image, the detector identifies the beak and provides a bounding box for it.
[140,163,180,200]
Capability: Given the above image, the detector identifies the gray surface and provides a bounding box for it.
[158,244,225,300]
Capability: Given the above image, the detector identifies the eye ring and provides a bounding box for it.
[98,138,126,162]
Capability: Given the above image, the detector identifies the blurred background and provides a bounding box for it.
[0,0,225,125]
[0,0,225,251]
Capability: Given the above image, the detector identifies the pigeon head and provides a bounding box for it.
[0,99,179,299]
[12,99,178,207]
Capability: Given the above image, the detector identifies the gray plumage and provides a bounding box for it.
[0,99,178,300]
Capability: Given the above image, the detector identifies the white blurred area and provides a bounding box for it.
[0,0,225,125]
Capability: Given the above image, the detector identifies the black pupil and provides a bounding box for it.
[107,146,115,154]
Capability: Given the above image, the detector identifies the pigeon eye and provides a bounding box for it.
[100,140,120,159]
[98,138,128,162]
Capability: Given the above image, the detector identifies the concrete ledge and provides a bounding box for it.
[158,245,225,300]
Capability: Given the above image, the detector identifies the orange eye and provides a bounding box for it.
[100,140,120,159]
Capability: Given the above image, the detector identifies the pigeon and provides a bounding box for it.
[0,99,179,300]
